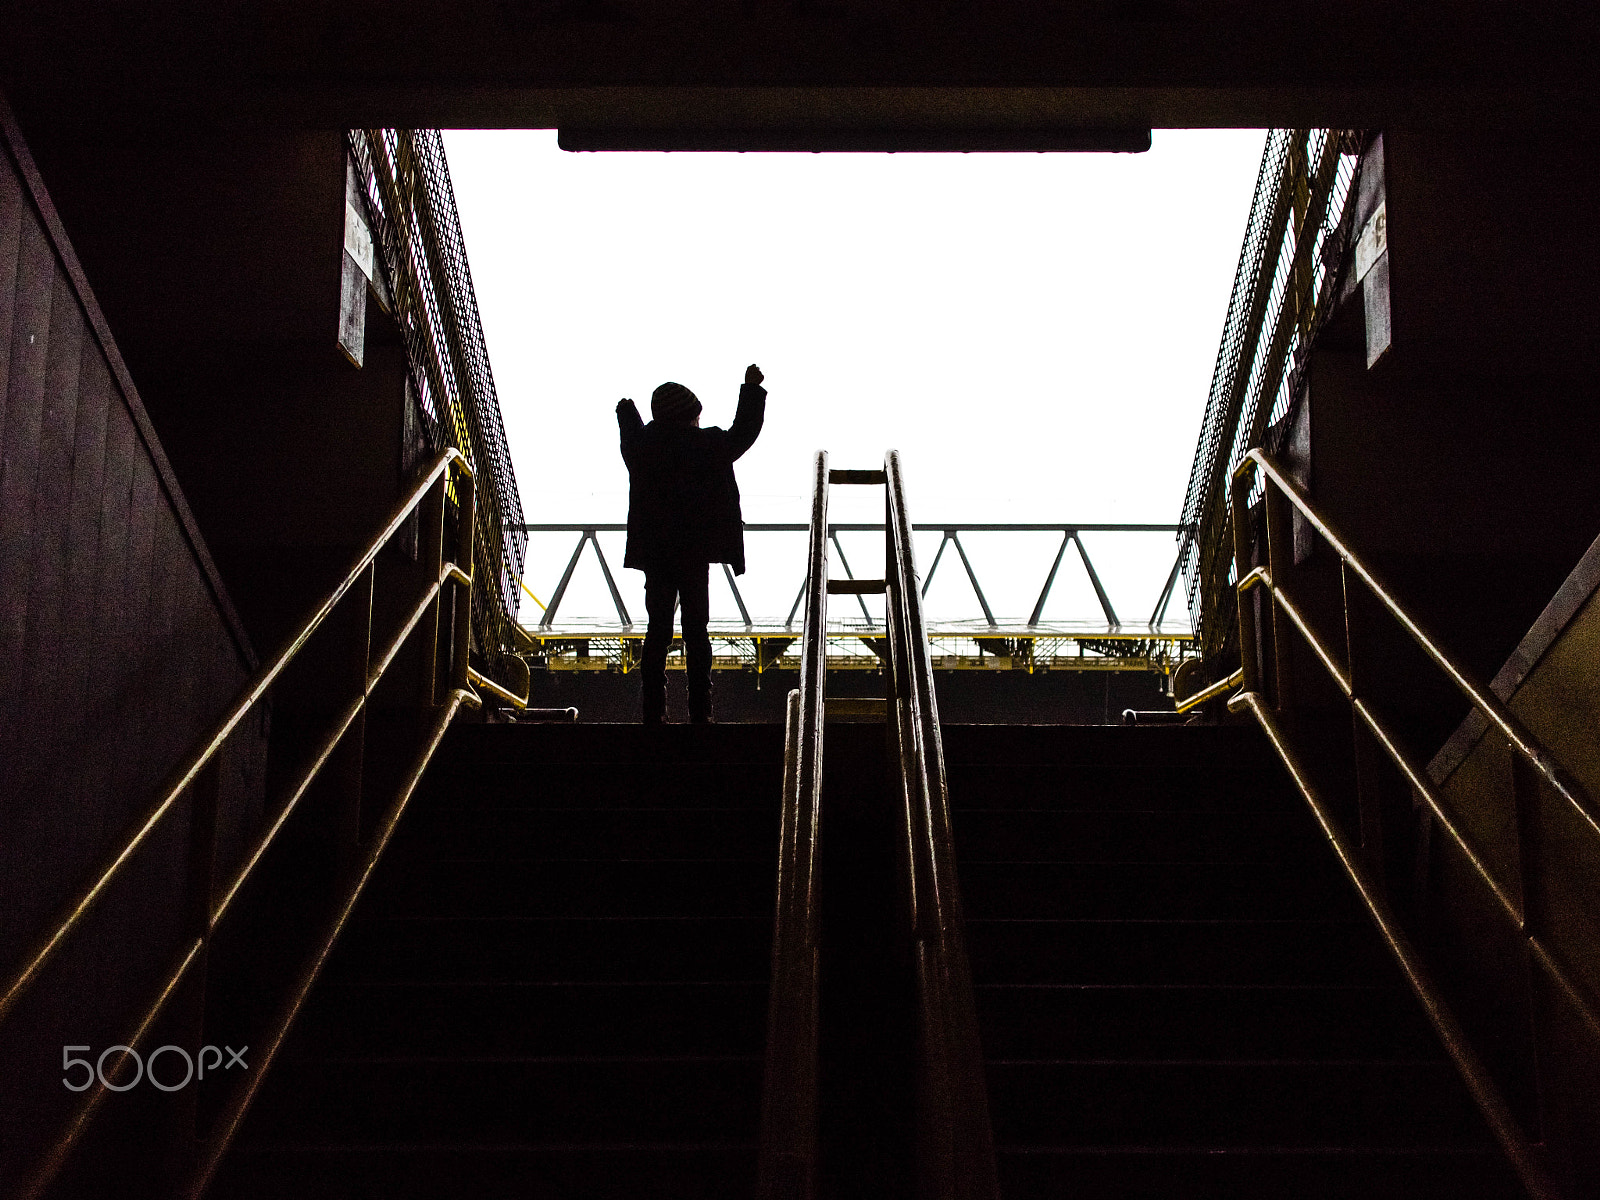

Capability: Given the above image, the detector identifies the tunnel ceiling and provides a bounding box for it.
[1,1,1595,133]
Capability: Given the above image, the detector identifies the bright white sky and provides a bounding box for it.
[443,129,1265,630]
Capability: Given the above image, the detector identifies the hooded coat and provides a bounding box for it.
[617,381,766,574]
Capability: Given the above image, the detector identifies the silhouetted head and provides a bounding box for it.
[651,382,702,425]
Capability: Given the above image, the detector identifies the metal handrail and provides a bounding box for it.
[1229,691,1558,1200]
[181,689,472,1199]
[757,452,830,1199]
[1181,129,1362,660]
[1238,450,1600,842]
[883,450,1000,1199]
[4,447,528,1198]
[1173,666,1244,714]
[514,521,1193,633]
[349,128,530,680]
[514,523,1189,532]
[1229,447,1600,1200]
[468,662,530,709]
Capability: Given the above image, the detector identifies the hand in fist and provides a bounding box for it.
[745,363,764,386]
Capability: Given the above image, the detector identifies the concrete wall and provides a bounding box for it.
[1275,125,1600,1194]
[1302,127,1600,685]
[1425,538,1600,1193]
[20,121,414,658]
[0,100,267,1196]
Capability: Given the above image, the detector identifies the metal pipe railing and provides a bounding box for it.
[757,451,831,1199]
[1229,446,1600,1200]
[1181,129,1363,662]
[1239,450,1600,841]
[513,521,1191,634]
[757,450,999,1197]
[181,688,471,1199]
[350,128,530,680]
[1231,690,1558,1199]
[1173,666,1244,714]
[883,450,999,1200]
[3,447,529,1198]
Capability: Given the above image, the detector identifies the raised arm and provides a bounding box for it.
[726,364,766,461]
[616,397,644,466]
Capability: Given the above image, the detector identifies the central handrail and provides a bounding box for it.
[1228,447,1600,1200]
[2,446,530,1199]
[883,450,999,1200]
[757,451,830,1197]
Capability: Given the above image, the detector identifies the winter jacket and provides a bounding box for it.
[618,381,766,574]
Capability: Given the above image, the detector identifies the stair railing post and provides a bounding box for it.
[164,759,222,1186]
[1341,560,1393,891]
[1263,480,1296,714]
[418,471,447,706]
[329,561,375,876]
[1230,470,1262,693]
[451,471,477,693]
[1508,748,1560,1166]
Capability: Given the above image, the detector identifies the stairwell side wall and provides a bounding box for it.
[1423,547,1600,1193]
[1277,125,1600,1194]
[0,96,268,1194]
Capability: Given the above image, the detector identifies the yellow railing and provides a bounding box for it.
[1226,447,1600,1200]
[1,447,527,1199]
[1173,666,1244,714]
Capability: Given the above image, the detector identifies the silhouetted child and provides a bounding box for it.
[617,364,767,723]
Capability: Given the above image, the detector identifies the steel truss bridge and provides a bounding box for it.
[510,523,1195,677]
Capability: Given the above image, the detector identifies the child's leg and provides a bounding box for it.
[640,569,677,722]
[678,562,713,722]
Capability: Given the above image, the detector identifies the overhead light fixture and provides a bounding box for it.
[557,127,1152,153]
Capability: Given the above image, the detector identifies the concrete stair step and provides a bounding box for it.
[216,1143,758,1200]
[951,807,1323,863]
[241,1056,763,1144]
[985,1059,1495,1147]
[973,982,1442,1059]
[390,806,776,862]
[324,916,771,985]
[965,918,1393,986]
[957,859,1357,920]
[290,980,766,1058]
[994,1145,1523,1199]
[362,857,775,920]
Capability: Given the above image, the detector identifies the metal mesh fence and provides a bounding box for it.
[1177,128,1362,664]
[347,128,530,673]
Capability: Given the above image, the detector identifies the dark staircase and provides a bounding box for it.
[946,723,1524,1199]
[209,718,1531,1198]
[213,723,784,1199]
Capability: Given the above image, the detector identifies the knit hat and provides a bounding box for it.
[651,382,702,424]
